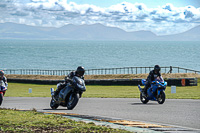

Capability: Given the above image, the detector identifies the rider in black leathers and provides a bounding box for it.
[142,65,163,96]
[54,66,85,97]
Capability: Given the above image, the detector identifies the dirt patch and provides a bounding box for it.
[5,73,200,80]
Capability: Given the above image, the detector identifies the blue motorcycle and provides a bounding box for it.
[138,79,167,104]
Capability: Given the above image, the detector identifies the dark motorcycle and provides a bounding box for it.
[0,80,7,106]
[50,76,86,110]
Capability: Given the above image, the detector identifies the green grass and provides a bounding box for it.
[84,84,200,99]
[5,81,200,99]
[5,83,56,97]
[0,108,131,133]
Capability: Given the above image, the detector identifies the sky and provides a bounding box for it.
[0,0,200,35]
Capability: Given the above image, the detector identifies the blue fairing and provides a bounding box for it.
[139,80,167,101]
[147,89,156,100]
[141,79,146,85]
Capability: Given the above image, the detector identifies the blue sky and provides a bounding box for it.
[0,0,200,35]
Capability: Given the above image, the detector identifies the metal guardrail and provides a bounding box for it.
[2,66,200,76]
[3,69,74,76]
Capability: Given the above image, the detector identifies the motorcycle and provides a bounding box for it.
[138,78,167,104]
[0,80,7,106]
[50,76,86,110]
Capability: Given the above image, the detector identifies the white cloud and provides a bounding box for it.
[0,0,200,35]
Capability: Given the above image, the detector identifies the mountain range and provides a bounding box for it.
[0,22,200,41]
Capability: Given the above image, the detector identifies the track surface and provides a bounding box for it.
[1,97,200,130]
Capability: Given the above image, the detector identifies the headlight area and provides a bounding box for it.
[77,83,84,89]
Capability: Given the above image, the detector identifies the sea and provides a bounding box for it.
[0,40,200,71]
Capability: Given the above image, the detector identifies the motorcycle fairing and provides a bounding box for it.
[147,88,157,101]
[147,82,166,100]
[59,85,73,103]
[141,79,146,85]
[73,76,86,92]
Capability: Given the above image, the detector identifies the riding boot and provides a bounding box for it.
[54,83,65,97]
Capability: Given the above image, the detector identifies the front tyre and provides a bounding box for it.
[157,91,165,104]
[66,93,79,110]
[140,93,149,104]
[50,99,59,109]
[0,93,3,106]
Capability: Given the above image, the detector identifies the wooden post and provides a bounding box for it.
[136,67,137,74]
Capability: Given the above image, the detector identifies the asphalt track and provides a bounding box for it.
[1,97,200,132]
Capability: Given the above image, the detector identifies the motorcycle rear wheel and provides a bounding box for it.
[157,91,165,104]
[140,93,149,104]
[66,93,79,110]
[0,93,3,106]
[50,98,59,109]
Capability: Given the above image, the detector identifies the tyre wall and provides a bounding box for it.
[7,78,197,86]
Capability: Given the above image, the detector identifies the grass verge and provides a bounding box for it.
[4,80,200,99]
[0,108,131,133]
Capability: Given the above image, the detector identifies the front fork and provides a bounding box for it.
[50,88,57,101]
[157,89,164,96]
[157,89,164,99]
[138,85,142,92]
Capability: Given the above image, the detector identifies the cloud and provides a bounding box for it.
[0,0,200,35]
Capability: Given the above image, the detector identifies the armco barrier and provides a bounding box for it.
[7,78,197,86]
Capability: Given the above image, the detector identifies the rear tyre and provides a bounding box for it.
[157,91,165,104]
[66,93,79,110]
[50,98,59,109]
[0,93,3,106]
[140,93,149,104]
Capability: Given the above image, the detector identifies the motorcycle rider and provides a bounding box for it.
[0,70,8,95]
[53,66,85,98]
[142,65,163,97]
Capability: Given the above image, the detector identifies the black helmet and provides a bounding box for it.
[154,65,160,73]
[76,66,85,77]
[0,70,4,79]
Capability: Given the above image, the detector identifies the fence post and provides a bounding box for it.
[136,67,137,74]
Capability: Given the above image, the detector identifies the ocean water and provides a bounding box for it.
[0,40,200,71]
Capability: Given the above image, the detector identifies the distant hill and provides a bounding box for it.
[159,26,200,41]
[0,22,199,41]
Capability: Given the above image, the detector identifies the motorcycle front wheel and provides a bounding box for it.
[0,93,3,106]
[140,93,149,104]
[50,98,59,109]
[157,91,165,104]
[66,93,79,110]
